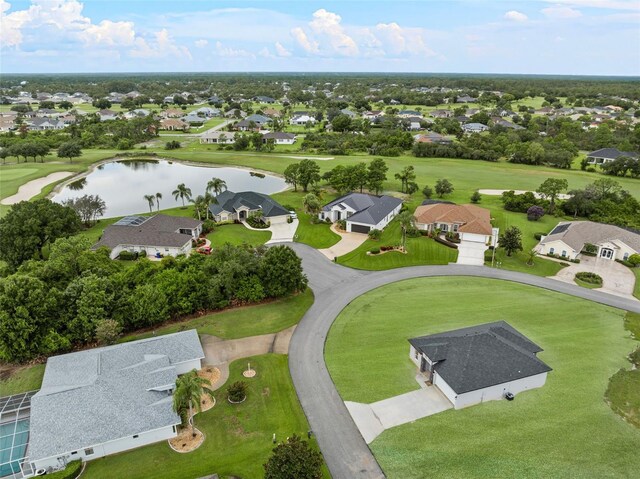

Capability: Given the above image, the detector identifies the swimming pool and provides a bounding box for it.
[0,420,29,478]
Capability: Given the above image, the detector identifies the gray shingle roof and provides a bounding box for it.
[29,330,204,462]
[92,214,202,250]
[540,221,640,252]
[586,148,638,160]
[323,193,402,226]
[409,321,551,394]
[209,191,289,218]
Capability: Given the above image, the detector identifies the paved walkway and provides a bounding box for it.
[242,219,299,244]
[1,171,74,205]
[548,254,637,300]
[318,224,368,260]
[285,243,640,479]
[200,325,295,391]
[345,387,453,444]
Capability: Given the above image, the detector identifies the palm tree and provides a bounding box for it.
[172,370,214,438]
[190,195,205,221]
[206,177,227,196]
[172,183,192,208]
[396,211,415,252]
[143,194,155,213]
[526,248,538,266]
[203,192,216,220]
[155,192,162,212]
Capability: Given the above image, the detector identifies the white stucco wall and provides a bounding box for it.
[31,425,178,472]
[110,242,191,260]
[537,239,578,259]
[434,371,549,409]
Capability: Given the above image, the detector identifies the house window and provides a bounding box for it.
[440,224,448,232]
[414,350,419,360]
[549,247,555,255]
[84,448,94,456]
[623,253,629,261]
[561,250,567,257]
[453,224,459,232]
[133,435,139,439]
[71,451,78,455]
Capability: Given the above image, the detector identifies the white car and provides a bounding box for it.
[289,210,298,219]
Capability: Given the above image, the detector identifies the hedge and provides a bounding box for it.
[44,460,82,479]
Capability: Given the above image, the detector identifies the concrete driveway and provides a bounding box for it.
[318,224,368,260]
[345,387,453,444]
[243,219,298,244]
[549,254,637,299]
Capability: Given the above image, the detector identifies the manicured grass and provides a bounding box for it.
[207,223,271,247]
[624,311,640,340]
[633,268,640,300]
[83,354,328,479]
[122,289,314,342]
[271,190,341,249]
[0,364,45,395]
[338,220,457,270]
[325,277,639,478]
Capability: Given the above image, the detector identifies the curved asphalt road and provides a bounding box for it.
[286,243,640,479]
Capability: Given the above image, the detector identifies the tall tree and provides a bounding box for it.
[434,178,454,198]
[283,163,300,192]
[172,183,192,207]
[172,370,214,438]
[264,435,323,479]
[536,178,568,214]
[143,194,155,213]
[297,159,321,192]
[367,158,388,195]
[57,142,82,163]
[0,199,81,270]
[499,226,523,257]
[396,211,415,252]
[302,193,321,216]
[155,192,162,212]
[206,177,227,196]
[62,195,106,227]
[394,165,416,193]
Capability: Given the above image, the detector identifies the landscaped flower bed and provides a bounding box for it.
[575,271,603,286]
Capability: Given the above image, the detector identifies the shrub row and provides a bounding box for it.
[44,461,82,479]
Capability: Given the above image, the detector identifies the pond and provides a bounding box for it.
[52,160,287,218]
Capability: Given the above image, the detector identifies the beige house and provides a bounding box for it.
[200,130,236,144]
[159,118,189,131]
[537,221,640,261]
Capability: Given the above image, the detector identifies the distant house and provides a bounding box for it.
[398,109,422,118]
[537,221,640,261]
[199,130,236,144]
[92,215,202,259]
[413,203,496,265]
[162,108,184,118]
[254,95,276,104]
[208,191,290,224]
[160,118,189,131]
[585,148,639,165]
[362,110,384,122]
[462,122,489,133]
[28,330,204,474]
[224,109,247,119]
[123,109,150,119]
[234,119,261,131]
[0,117,16,132]
[493,119,525,130]
[181,113,205,125]
[409,321,551,409]
[262,108,282,118]
[97,109,119,121]
[290,113,316,126]
[430,109,453,119]
[414,132,452,145]
[192,107,220,118]
[405,116,423,130]
[28,118,65,131]
[319,193,403,234]
[262,131,296,145]
[244,114,272,126]
[340,108,357,118]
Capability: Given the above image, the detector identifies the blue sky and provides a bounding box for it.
[1,0,639,75]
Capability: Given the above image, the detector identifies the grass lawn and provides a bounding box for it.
[633,268,640,300]
[83,354,329,479]
[271,190,341,249]
[207,223,271,247]
[325,277,640,478]
[338,220,457,270]
[0,364,45,396]
[122,289,313,342]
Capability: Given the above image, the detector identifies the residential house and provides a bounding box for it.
[456,95,477,103]
[161,108,184,118]
[27,118,65,131]
[405,116,423,131]
[340,108,357,118]
[207,95,222,104]
[254,96,276,104]
[28,331,204,475]
[159,118,189,131]
[462,122,489,133]
[0,117,16,132]
[224,109,247,119]
[493,119,525,130]
[199,130,236,144]
[362,110,384,122]
[97,109,119,121]
[430,109,453,119]
[262,131,296,145]
[244,114,272,127]
[92,215,203,260]
[234,119,261,132]
[290,113,317,125]
[192,107,220,118]
[398,109,422,118]
[208,191,290,224]
[413,203,496,265]
[181,113,205,125]
[263,108,282,118]
[319,193,403,234]
[414,132,452,145]
[123,109,150,119]
[585,148,639,165]
[409,321,551,409]
[537,221,640,261]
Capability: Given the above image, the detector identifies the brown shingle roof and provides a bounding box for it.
[414,203,492,235]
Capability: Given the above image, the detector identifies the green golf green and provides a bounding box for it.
[325,277,640,478]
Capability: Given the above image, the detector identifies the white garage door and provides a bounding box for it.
[456,240,488,266]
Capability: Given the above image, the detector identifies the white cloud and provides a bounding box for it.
[542,6,583,19]
[194,39,208,48]
[373,23,435,56]
[308,8,358,56]
[131,29,192,60]
[541,0,640,10]
[214,41,254,58]
[291,26,319,54]
[504,10,528,22]
[81,20,136,46]
[274,41,291,57]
